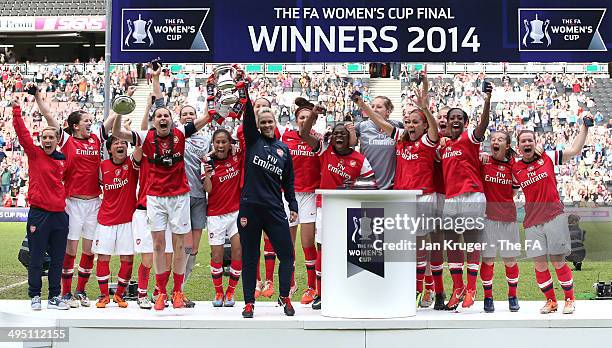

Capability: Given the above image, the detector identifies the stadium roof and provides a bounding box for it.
[0,0,105,17]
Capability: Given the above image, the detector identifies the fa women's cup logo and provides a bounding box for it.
[125,14,154,47]
[523,14,551,47]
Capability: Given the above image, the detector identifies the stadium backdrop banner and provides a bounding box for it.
[111,0,611,63]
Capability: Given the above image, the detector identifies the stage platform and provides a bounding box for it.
[1,300,612,348]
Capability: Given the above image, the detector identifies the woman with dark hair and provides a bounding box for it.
[203,128,243,307]
[281,98,322,305]
[299,101,374,311]
[34,85,122,308]
[479,131,521,313]
[513,120,590,314]
[239,90,298,318]
[12,97,69,311]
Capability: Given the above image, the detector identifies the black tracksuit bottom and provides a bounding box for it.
[26,207,69,298]
[239,203,294,304]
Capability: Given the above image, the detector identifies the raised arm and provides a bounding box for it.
[243,92,259,146]
[354,96,394,136]
[202,161,213,194]
[193,105,211,131]
[561,121,590,163]
[142,93,154,131]
[298,107,322,149]
[111,111,134,142]
[34,89,59,130]
[474,82,493,140]
[104,85,136,133]
[151,65,163,101]
[413,65,439,143]
[11,99,36,158]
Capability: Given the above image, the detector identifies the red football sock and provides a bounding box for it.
[505,264,519,297]
[137,263,151,298]
[210,261,224,294]
[554,264,574,300]
[416,260,426,293]
[447,249,465,290]
[424,275,435,291]
[315,248,322,296]
[61,253,76,295]
[466,262,480,291]
[172,272,184,293]
[466,250,480,291]
[76,253,95,293]
[227,260,242,295]
[430,261,445,294]
[303,246,317,289]
[263,237,276,282]
[155,271,170,295]
[115,261,133,297]
[535,269,557,301]
[96,260,110,297]
[480,262,494,298]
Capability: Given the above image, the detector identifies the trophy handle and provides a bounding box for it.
[522,19,530,47]
[125,20,132,47]
[544,19,551,47]
[146,20,154,47]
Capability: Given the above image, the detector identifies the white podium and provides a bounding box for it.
[316,189,421,319]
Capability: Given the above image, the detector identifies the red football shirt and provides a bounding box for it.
[439,129,484,198]
[98,157,139,226]
[433,159,445,195]
[316,143,374,206]
[281,129,321,192]
[206,152,243,216]
[134,126,190,197]
[136,158,149,208]
[391,129,437,194]
[512,151,564,228]
[59,127,105,197]
[482,157,518,222]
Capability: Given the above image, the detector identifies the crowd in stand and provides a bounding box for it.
[1,64,609,207]
[402,71,612,205]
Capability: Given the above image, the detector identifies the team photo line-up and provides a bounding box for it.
[13,64,593,318]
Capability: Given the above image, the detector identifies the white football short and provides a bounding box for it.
[147,193,191,234]
[207,211,239,246]
[415,193,437,237]
[284,192,317,227]
[482,219,521,259]
[315,207,323,244]
[93,222,134,256]
[443,192,486,220]
[66,197,101,241]
[132,209,173,254]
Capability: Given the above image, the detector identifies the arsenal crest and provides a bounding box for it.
[276,148,284,157]
[174,136,180,143]
[122,164,128,170]
[136,239,141,245]
[115,168,122,176]
[537,159,544,165]
[240,217,248,227]
[499,165,505,171]
[29,225,36,233]
[528,166,534,171]
[349,160,357,167]
[88,138,95,144]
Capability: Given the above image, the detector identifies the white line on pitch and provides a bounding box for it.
[0,279,28,293]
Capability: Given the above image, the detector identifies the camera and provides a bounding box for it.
[205,158,215,170]
[26,84,38,96]
[583,116,594,128]
[161,156,173,167]
[350,90,362,102]
[151,57,162,71]
[481,80,493,94]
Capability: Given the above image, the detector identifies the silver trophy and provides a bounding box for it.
[212,64,239,105]
[523,14,551,47]
[112,95,136,115]
[125,14,153,47]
